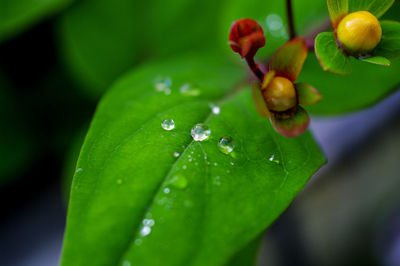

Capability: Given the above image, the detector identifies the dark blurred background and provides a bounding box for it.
[0,0,399,265]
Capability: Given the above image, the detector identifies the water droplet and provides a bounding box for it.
[140,218,155,237]
[140,226,151,237]
[212,106,220,115]
[218,136,235,154]
[269,155,280,164]
[213,162,218,166]
[75,168,83,173]
[191,123,211,141]
[230,162,234,166]
[180,83,200,96]
[194,162,199,166]
[182,165,187,170]
[173,152,180,158]
[154,76,172,95]
[134,239,142,246]
[122,260,131,266]
[168,174,188,189]
[161,119,175,131]
[188,158,192,162]
[163,187,170,194]
[116,179,123,185]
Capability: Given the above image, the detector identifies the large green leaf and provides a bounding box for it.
[327,0,348,28]
[60,55,325,265]
[299,53,400,115]
[0,0,73,43]
[348,0,394,18]
[315,32,352,75]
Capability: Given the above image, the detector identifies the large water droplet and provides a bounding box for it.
[161,119,175,131]
[154,76,172,95]
[191,124,211,141]
[218,136,235,154]
[180,83,200,96]
[173,152,180,158]
[269,154,280,164]
[168,174,188,189]
[140,218,155,237]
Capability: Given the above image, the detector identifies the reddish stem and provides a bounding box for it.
[286,0,296,39]
[245,57,265,82]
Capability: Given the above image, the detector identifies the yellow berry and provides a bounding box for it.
[337,11,382,54]
[263,77,296,112]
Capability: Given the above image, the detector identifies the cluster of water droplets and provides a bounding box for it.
[154,76,201,96]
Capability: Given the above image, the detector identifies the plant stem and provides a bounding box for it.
[286,0,296,39]
[245,57,264,82]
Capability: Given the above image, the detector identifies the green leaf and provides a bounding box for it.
[295,82,322,105]
[225,236,262,266]
[298,53,400,115]
[327,0,349,28]
[373,20,400,60]
[0,0,73,43]
[361,56,391,66]
[349,0,394,18]
[315,32,352,75]
[61,55,325,266]
[270,38,308,82]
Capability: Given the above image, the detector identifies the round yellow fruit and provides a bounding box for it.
[263,76,297,112]
[337,11,382,54]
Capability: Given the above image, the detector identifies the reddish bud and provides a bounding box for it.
[229,18,266,58]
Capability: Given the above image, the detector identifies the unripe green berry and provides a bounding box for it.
[337,11,382,54]
[263,77,297,112]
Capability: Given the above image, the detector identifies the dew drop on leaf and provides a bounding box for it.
[122,260,131,266]
[173,152,180,158]
[211,105,220,115]
[163,187,170,194]
[191,123,210,141]
[179,83,200,96]
[161,119,175,131]
[269,154,280,164]
[218,136,235,154]
[168,174,188,189]
[154,76,172,95]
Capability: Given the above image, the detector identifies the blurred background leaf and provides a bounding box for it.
[0,0,74,43]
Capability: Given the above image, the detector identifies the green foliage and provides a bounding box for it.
[315,32,352,75]
[60,55,325,265]
[348,0,394,18]
[299,55,400,115]
[0,0,73,43]
[57,0,228,99]
[374,21,400,60]
[361,56,391,66]
[327,0,348,27]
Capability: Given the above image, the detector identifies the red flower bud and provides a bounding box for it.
[229,18,266,59]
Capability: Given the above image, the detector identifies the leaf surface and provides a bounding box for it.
[373,20,400,60]
[315,32,352,75]
[60,55,325,266]
[348,0,394,18]
[327,0,349,28]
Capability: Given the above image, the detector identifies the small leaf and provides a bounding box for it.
[327,0,349,28]
[271,106,310,138]
[270,38,308,82]
[349,0,394,18]
[315,32,352,75]
[0,0,74,42]
[61,56,325,266]
[252,83,270,119]
[361,56,391,66]
[261,70,276,90]
[295,82,322,105]
[373,20,400,60]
